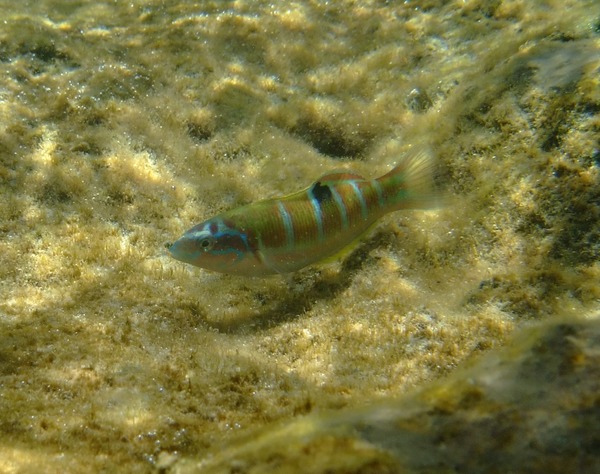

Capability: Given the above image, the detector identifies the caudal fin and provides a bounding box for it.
[376,145,442,211]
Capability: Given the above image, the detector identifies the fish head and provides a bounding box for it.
[168,217,256,274]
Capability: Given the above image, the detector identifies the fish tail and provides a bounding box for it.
[377,145,440,210]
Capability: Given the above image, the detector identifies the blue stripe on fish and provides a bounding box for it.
[211,220,250,260]
[277,201,294,250]
[307,188,325,241]
[349,181,368,220]
[330,186,349,230]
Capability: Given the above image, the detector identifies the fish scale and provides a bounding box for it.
[169,146,438,276]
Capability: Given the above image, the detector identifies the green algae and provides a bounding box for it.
[0,0,599,472]
[174,318,600,473]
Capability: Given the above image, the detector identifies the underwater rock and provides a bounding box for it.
[173,318,600,473]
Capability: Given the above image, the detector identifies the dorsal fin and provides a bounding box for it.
[316,171,365,183]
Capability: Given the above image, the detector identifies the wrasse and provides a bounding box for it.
[169,146,438,276]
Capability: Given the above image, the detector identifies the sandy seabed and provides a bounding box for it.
[0,0,599,472]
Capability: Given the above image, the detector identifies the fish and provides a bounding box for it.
[168,146,439,276]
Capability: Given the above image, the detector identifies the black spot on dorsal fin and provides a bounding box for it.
[310,181,333,203]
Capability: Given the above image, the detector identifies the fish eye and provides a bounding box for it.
[198,236,215,251]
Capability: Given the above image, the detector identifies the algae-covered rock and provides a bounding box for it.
[1,1,599,472]
[174,318,600,473]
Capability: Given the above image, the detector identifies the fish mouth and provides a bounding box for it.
[165,241,178,258]
[167,237,198,264]
[166,239,183,260]
[167,239,180,255]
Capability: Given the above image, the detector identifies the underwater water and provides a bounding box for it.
[0,0,599,472]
